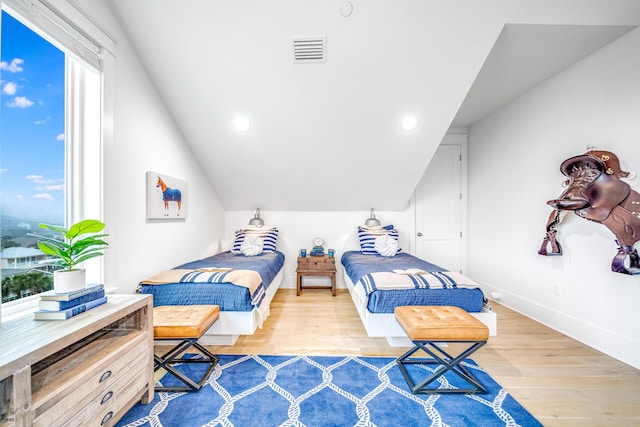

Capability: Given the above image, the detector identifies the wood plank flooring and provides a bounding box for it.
[210,289,640,426]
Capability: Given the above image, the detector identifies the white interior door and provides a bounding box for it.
[415,141,465,273]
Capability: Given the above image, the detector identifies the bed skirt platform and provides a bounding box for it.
[198,267,283,345]
[198,308,269,345]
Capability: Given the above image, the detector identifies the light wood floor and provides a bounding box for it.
[210,289,640,426]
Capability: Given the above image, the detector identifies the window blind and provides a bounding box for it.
[1,0,115,70]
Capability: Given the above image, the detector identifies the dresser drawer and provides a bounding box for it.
[32,329,151,427]
[60,353,150,427]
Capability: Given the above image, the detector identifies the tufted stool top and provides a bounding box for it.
[395,306,488,341]
[153,305,220,339]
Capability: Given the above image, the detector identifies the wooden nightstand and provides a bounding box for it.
[296,254,336,296]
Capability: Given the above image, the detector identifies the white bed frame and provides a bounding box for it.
[198,267,285,345]
[343,270,497,346]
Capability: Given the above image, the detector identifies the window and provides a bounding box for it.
[0,0,113,319]
[1,11,65,303]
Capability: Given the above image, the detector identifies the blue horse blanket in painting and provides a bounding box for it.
[162,187,181,202]
[139,251,284,312]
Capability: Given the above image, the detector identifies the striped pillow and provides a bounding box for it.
[232,227,278,254]
[358,225,403,256]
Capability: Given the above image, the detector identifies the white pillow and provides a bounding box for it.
[240,235,264,256]
[374,234,399,257]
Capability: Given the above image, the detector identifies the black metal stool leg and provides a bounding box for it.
[154,338,219,392]
[396,339,487,394]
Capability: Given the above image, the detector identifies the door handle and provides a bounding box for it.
[417,232,423,237]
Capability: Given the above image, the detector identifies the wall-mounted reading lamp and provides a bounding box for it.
[248,208,264,227]
[364,208,381,227]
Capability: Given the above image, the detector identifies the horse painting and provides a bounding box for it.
[156,176,182,216]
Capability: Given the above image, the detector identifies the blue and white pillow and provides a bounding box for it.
[358,225,403,256]
[232,227,278,254]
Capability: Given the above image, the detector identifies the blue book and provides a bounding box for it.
[38,289,106,311]
[39,283,104,301]
[34,296,108,320]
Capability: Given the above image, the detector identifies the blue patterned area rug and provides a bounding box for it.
[116,354,542,427]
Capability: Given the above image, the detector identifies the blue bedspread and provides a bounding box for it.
[342,251,444,282]
[341,250,486,313]
[140,251,284,311]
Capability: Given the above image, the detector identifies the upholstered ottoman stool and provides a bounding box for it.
[153,305,220,392]
[394,306,489,394]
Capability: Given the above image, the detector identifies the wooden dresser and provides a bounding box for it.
[0,294,154,427]
[296,255,337,296]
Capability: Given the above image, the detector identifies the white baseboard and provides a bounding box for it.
[480,282,640,370]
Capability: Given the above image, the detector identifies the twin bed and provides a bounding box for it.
[139,227,285,345]
[139,224,495,346]
[341,250,496,345]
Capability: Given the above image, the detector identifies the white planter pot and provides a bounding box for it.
[53,269,86,293]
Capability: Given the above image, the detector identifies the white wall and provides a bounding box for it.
[224,210,414,289]
[467,28,640,369]
[84,1,226,293]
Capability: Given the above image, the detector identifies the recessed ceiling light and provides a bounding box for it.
[234,115,251,133]
[401,115,418,132]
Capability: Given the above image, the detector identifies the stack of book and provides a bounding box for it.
[33,284,107,320]
[310,246,325,257]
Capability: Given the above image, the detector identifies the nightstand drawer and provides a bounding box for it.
[297,256,335,272]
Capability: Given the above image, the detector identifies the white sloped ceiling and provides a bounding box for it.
[107,0,639,211]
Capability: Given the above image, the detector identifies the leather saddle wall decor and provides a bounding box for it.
[538,149,640,275]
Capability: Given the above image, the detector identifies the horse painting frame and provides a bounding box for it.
[146,171,188,219]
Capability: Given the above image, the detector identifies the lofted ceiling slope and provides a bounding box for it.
[452,23,636,127]
[107,0,640,212]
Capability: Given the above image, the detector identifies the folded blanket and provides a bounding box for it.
[141,268,262,295]
[360,270,483,297]
[392,268,429,275]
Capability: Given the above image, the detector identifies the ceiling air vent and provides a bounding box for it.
[292,36,326,63]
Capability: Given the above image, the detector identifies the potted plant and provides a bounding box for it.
[35,219,109,293]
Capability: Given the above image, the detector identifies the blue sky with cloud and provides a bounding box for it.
[1,10,65,225]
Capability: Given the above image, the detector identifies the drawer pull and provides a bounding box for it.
[101,411,113,425]
[101,391,113,405]
[99,370,112,383]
